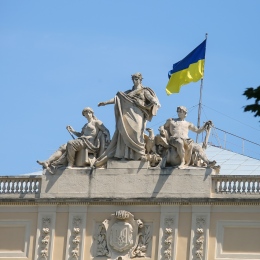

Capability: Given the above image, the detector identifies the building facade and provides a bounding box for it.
[1,151,260,260]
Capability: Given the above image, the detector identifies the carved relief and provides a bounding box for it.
[70,216,82,260]
[194,217,205,260]
[95,224,110,257]
[94,210,151,260]
[110,222,134,252]
[40,218,51,259]
[163,218,174,260]
[131,225,151,257]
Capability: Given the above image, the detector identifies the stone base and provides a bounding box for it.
[107,159,149,169]
[40,166,214,199]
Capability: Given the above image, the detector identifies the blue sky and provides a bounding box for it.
[1,1,260,175]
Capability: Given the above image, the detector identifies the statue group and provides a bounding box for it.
[37,72,218,174]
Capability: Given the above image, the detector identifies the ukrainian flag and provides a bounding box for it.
[166,39,206,95]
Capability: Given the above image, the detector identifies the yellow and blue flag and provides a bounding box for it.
[166,39,206,95]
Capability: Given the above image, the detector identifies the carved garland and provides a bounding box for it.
[95,224,110,257]
[130,224,151,258]
[71,216,82,259]
[194,217,205,260]
[163,218,174,260]
[40,218,51,259]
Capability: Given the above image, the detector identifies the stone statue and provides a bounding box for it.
[37,107,110,173]
[144,128,162,167]
[156,106,216,169]
[95,72,160,167]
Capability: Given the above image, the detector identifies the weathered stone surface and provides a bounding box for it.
[107,159,149,169]
[40,161,213,199]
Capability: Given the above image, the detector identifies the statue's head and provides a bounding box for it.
[177,106,187,113]
[131,72,143,82]
[177,106,188,118]
[82,107,97,119]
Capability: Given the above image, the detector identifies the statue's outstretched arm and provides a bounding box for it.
[189,123,205,134]
[98,98,115,107]
[66,125,81,137]
[189,120,213,135]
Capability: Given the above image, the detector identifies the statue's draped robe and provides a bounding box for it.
[95,87,159,167]
[52,120,107,166]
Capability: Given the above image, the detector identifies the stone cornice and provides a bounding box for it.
[1,197,260,206]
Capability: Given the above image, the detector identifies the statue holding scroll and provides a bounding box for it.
[95,72,160,167]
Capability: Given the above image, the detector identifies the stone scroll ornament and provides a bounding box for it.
[71,217,82,259]
[193,217,206,260]
[163,218,174,260]
[95,210,151,260]
[40,218,51,260]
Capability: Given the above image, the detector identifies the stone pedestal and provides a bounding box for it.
[107,159,149,169]
[40,160,213,199]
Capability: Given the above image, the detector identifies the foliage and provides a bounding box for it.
[243,86,260,117]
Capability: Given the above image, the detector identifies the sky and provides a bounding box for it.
[1,1,260,176]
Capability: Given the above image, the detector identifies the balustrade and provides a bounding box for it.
[1,174,260,197]
[212,175,260,194]
[0,176,41,194]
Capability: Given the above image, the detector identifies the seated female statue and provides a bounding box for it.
[37,107,110,173]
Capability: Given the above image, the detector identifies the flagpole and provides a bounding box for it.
[196,33,208,143]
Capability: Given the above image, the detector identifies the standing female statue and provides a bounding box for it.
[95,73,160,167]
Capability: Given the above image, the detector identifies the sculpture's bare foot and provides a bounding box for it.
[67,163,74,169]
[46,166,54,175]
[177,164,187,169]
[141,155,147,162]
[177,159,186,169]
[212,165,221,174]
[207,160,216,167]
[89,157,96,167]
[37,160,49,169]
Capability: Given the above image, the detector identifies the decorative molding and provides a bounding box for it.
[189,211,210,260]
[65,208,86,260]
[34,209,56,260]
[1,200,260,206]
[131,224,152,258]
[0,220,31,258]
[70,216,82,260]
[216,220,260,260]
[88,205,161,213]
[0,206,38,213]
[40,218,51,259]
[211,205,260,213]
[94,223,110,257]
[163,218,174,260]
[194,217,205,260]
[157,208,179,260]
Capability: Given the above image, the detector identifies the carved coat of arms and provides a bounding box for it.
[110,222,133,252]
[95,210,150,260]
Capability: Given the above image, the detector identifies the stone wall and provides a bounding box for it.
[1,164,260,260]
